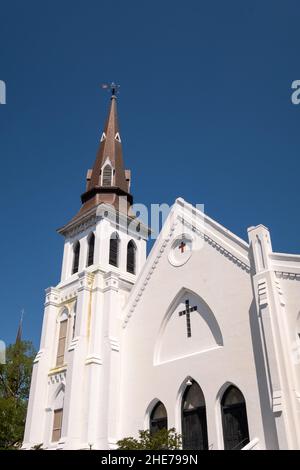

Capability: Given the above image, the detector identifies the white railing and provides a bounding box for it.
[241,437,260,450]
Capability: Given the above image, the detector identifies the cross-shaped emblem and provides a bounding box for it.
[178,300,197,338]
[101,82,120,96]
[178,241,186,253]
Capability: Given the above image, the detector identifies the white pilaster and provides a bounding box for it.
[22,287,61,448]
[248,225,300,449]
[62,271,94,449]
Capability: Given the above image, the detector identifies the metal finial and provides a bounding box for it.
[101,82,120,97]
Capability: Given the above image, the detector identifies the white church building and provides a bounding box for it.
[23,88,300,450]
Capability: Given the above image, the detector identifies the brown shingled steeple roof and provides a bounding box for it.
[75,87,133,219]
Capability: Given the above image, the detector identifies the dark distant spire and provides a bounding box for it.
[16,310,24,343]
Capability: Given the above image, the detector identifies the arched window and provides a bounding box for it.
[221,385,250,450]
[126,240,136,274]
[87,233,95,267]
[72,301,77,339]
[72,241,80,274]
[56,309,68,367]
[102,164,113,186]
[150,401,168,435]
[109,232,119,267]
[181,380,208,450]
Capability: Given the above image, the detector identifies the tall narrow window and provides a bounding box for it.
[87,233,95,267]
[72,241,80,274]
[109,233,119,267]
[150,401,168,436]
[126,240,136,274]
[72,301,77,339]
[182,380,208,450]
[56,318,68,366]
[221,385,250,450]
[102,164,112,186]
[52,408,63,442]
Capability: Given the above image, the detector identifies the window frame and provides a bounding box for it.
[87,232,95,267]
[72,241,80,274]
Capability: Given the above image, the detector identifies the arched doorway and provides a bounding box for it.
[150,401,167,435]
[181,380,208,449]
[221,385,250,450]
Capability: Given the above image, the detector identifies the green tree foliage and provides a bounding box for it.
[0,341,36,449]
[117,428,182,450]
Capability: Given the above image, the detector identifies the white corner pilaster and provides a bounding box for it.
[23,287,61,448]
[248,224,300,449]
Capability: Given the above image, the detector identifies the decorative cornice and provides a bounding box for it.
[48,368,67,385]
[78,271,94,292]
[60,292,78,303]
[178,215,250,273]
[44,287,61,307]
[58,209,98,238]
[103,271,120,292]
[275,271,300,281]
[58,202,149,240]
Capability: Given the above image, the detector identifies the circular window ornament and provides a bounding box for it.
[168,237,193,267]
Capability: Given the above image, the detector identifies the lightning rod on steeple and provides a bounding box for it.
[101,82,120,97]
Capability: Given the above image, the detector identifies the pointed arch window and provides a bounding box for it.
[87,233,95,267]
[126,240,136,274]
[181,380,208,450]
[221,385,250,450]
[56,309,68,367]
[72,241,80,274]
[150,401,168,436]
[102,164,113,186]
[109,232,119,267]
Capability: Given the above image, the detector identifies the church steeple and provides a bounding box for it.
[76,84,132,218]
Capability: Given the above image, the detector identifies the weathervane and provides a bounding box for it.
[101,82,120,97]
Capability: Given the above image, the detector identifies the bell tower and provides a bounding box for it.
[23,85,149,449]
[59,83,148,283]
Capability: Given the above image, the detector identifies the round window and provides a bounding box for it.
[168,237,192,267]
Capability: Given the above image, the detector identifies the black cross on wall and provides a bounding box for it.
[178,300,197,338]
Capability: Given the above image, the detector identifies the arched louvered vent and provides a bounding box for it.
[109,233,119,267]
[87,233,95,267]
[102,164,113,186]
[72,241,80,274]
[127,240,136,274]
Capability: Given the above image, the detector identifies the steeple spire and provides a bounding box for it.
[77,84,132,218]
[16,309,24,344]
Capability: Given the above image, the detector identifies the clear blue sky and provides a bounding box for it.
[1,0,300,348]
